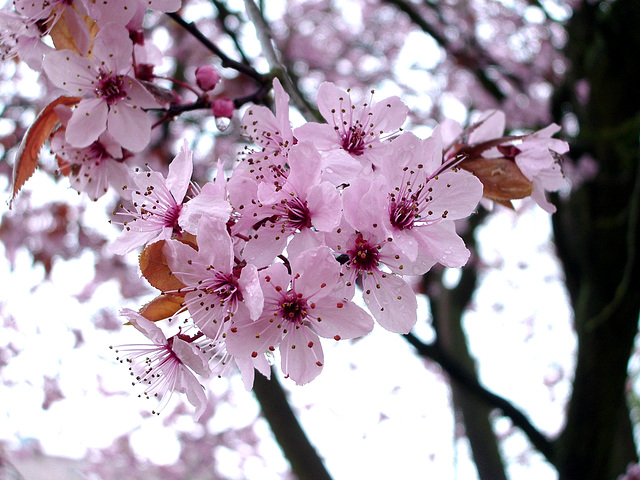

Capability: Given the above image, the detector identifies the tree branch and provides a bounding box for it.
[403,332,555,462]
[166,12,267,83]
[253,371,333,480]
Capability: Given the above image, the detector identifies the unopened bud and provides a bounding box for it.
[195,66,221,91]
[212,98,234,118]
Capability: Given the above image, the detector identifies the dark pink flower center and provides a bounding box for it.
[164,203,182,232]
[347,233,380,272]
[95,72,128,106]
[278,293,307,325]
[205,271,241,305]
[341,125,367,156]
[285,196,312,230]
[390,198,418,230]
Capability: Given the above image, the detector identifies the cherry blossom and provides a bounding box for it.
[327,180,419,333]
[42,22,159,152]
[295,81,409,181]
[240,77,295,181]
[50,106,131,201]
[114,309,210,419]
[377,130,484,270]
[234,141,342,266]
[225,246,374,385]
[163,217,263,342]
[109,141,225,255]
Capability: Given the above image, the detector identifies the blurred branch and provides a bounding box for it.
[253,371,333,480]
[166,12,267,83]
[383,0,509,101]
[241,0,322,121]
[403,332,554,462]
[211,0,253,66]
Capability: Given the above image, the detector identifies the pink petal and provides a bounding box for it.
[66,98,108,148]
[291,247,340,301]
[280,326,323,385]
[172,337,210,377]
[166,140,194,203]
[370,95,408,132]
[107,101,151,152]
[306,182,342,232]
[92,23,133,72]
[43,50,96,95]
[238,264,264,320]
[416,222,470,268]
[362,274,417,333]
[310,298,374,339]
[177,366,208,420]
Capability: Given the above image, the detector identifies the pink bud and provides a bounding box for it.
[195,66,221,91]
[212,98,235,118]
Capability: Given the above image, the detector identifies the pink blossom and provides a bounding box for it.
[513,124,569,213]
[233,141,341,267]
[295,81,408,181]
[378,130,483,270]
[0,11,53,69]
[42,22,159,152]
[225,246,374,385]
[50,107,131,201]
[109,140,198,255]
[240,77,294,178]
[163,217,264,341]
[325,180,418,333]
[115,309,210,419]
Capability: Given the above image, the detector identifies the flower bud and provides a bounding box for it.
[195,66,221,91]
[212,98,235,118]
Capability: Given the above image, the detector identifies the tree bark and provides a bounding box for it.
[552,1,640,478]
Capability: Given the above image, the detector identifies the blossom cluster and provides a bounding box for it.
[109,79,567,417]
[3,1,569,418]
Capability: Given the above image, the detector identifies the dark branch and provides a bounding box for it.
[403,332,555,462]
[253,371,333,480]
[166,12,267,83]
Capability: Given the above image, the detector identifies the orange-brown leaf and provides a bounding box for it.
[460,157,533,204]
[139,293,185,322]
[10,95,82,208]
[50,11,99,54]
[139,240,187,292]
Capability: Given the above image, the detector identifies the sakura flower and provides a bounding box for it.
[0,10,52,69]
[513,124,569,213]
[453,111,569,212]
[163,216,263,342]
[326,180,418,333]
[50,107,131,201]
[295,81,408,181]
[225,246,374,385]
[109,140,230,254]
[233,141,342,267]
[114,308,210,419]
[377,130,483,272]
[42,22,159,152]
[240,78,294,181]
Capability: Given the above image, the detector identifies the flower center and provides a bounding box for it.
[285,196,312,231]
[279,293,307,325]
[95,72,128,106]
[390,199,418,230]
[341,125,367,156]
[347,233,380,272]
